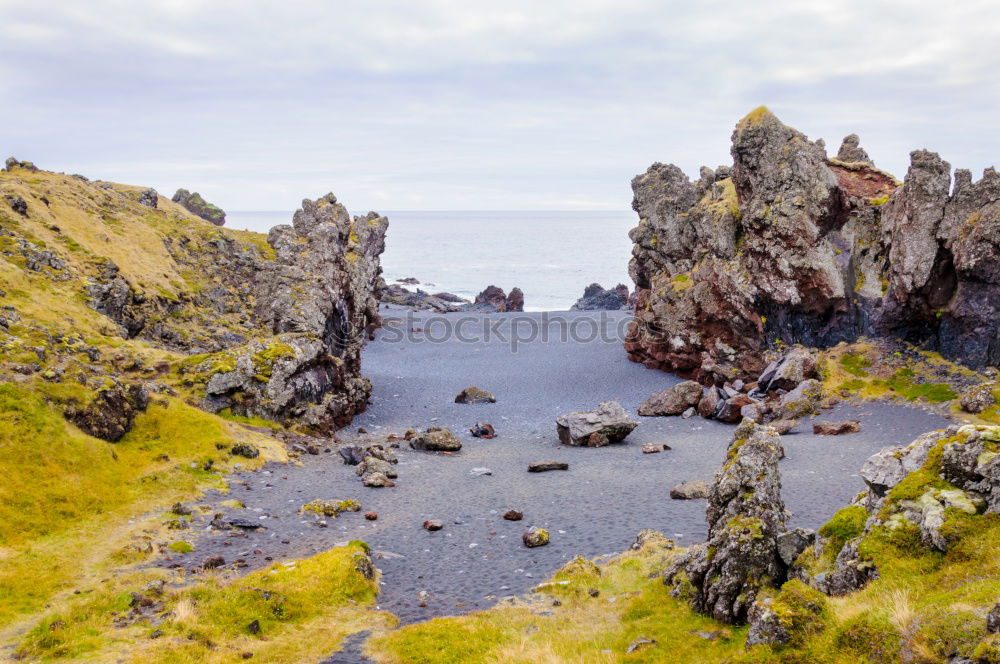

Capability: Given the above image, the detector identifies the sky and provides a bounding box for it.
[2,0,999,213]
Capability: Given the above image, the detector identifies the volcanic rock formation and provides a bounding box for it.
[626,107,1000,383]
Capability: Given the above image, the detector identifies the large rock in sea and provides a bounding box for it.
[468,285,523,312]
[171,188,226,226]
[203,193,387,431]
[626,107,1000,379]
[556,401,637,447]
[664,420,787,624]
[570,283,629,310]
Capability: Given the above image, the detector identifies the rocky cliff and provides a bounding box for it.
[0,160,386,432]
[626,107,1000,382]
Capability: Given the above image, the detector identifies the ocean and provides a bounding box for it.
[226,210,637,311]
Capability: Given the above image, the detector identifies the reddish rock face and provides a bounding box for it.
[627,107,1000,377]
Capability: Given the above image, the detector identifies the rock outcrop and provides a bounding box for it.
[570,283,630,310]
[626,107,1000,381]
[467,285,524,312]
[202,193,387,431]
[664,420,787,624]
[64,381,149,442]
[171,188,226,226]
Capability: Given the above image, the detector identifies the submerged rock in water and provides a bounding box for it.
[570,283,629,310]
[556,401,637,447]
[664,419,787,624]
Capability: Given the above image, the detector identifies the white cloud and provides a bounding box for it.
[0,1,998,210]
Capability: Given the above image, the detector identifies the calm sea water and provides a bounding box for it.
[227,210,637,311]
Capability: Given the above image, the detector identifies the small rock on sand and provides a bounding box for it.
[523,527,549,547]
[202,555,226,570]
[813,420,861,435]
[363,472,395,487]
[528,461,569,472]
[364,512,378,520]
[470,422,496,438]
[642,444,666,454]
[423,520,443,531]
[503,509,523,521]
[455,386,497,404]
[470,467,493,476]
[769,419,796,435]
[409,427,462,451]
[669,480,709,500]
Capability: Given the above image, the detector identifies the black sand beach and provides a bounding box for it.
[195,309,948,633]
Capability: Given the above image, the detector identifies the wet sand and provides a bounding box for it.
[195,309,947,647]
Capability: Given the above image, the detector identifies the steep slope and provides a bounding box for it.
[625,108,1000,383]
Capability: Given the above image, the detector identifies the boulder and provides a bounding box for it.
[960,383,996,414]
[64,381,149,442]
[769,419,797,435]
[637,380,703,416]
[137,188,158,208]
[860,430,949,497]
[776,528,816,566]
[669,480,709,500]
[5,195,27,216]
[570,283,629,310]
[664,420,787,624]
[409,427,462,452]
[835,134,872,164]
[470,285,509,312]
[716,394,754,423]
[757,347,817,392]
[556,401,638,447]
[813,420,861,435]
[171,188,226,225]
[697,387,721,418]
[505,287,524,312]
[523,527,550,547]
[776,379,823,420]
[469,422,496,438]
[455,386,496,404]
[230,443,259,458]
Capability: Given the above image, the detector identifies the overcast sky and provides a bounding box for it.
[2,1,998,212]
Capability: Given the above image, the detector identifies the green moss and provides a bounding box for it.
[885,368,956,403]
[839,352,871,377]
[168,541,193,554]
[300,499,361,517]
[833,611,901,662]
[870,194,891,206]
[767,580,828,648]
[818,506,867,558]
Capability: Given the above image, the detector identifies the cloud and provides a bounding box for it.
[1,1,998,211]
